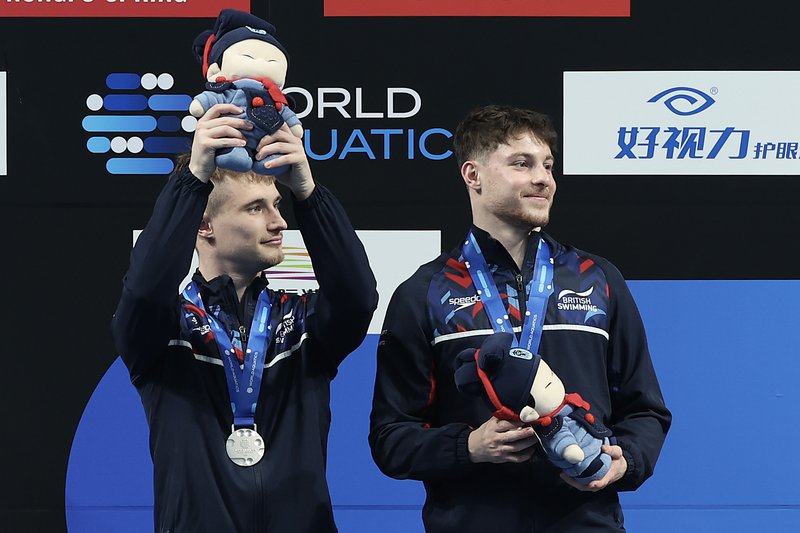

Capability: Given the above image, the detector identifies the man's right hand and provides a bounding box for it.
[468,417,539,464]
[188,104,254,182]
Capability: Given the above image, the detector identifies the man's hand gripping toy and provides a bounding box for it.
[190,9,303,176]
[454,332,613,485]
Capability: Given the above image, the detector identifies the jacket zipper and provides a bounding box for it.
[253,466,264,530]
[515,272,527,324]
[232,286,250,352]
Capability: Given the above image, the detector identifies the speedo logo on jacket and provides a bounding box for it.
[448,294,480,311]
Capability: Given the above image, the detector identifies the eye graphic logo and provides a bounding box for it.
[647,87,716,116]
[82,72,195,175]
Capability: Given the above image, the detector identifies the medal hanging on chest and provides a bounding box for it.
[182,281,273,467]
[226,427,265,467]
[461,231,554,352]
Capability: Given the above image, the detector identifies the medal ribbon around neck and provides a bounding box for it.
[461,230,554,351]
[182,281,273,428]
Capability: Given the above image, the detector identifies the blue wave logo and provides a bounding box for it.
[584,309,607,323]
[647,87,716,116]
[83,72,194,175]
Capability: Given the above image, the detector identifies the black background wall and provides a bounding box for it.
[1,1,799,531]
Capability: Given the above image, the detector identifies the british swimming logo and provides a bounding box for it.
[557,287,607,323]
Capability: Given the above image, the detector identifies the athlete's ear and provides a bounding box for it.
[198,213,213,239]
[461,160,481,192]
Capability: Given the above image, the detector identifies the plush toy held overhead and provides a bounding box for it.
[190,9,303,176]
[454,332,613,485]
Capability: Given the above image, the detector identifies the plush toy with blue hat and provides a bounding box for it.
[454,332,613,485]
[189,9,302,176]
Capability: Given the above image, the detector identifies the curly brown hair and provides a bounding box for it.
[453,105,558,165]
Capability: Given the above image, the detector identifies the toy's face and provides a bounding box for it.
[519,359,566,423]
[208,40,288,86]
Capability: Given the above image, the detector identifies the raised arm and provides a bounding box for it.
[255,126,378,370]
[112,104,252,384]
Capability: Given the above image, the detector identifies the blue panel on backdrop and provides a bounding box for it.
[622,280,800,508]
[65,357,153,532]
[623,507,800,533]
[328,336,425,506]
[66,281,800,532]
[67,510,153,533]
[334,508,425,533]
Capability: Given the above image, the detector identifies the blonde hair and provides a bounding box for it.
[174,154,276,216]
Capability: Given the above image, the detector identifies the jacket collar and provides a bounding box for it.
[469,225,543,276]
[190,269,269,325]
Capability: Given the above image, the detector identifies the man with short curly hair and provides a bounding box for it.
[370,104,671,532]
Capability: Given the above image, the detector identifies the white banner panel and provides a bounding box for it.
[133,229,441,335]
[564,71,800,175]
[1,72,6,176]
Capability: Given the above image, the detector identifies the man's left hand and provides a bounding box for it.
[560,444,627,492]
[255,124,315,201]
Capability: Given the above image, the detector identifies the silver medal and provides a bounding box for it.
[226,426,265,467]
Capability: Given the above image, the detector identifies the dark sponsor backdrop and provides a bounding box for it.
[1,1,799,531]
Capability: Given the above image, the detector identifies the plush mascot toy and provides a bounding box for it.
[454,332,613,485]
[190,9,302,176]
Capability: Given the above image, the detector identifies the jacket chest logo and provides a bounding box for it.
[274,310,296,345]
[556,287,607,323]
[447,294,481,312]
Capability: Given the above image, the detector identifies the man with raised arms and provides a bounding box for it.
[113,101,378,532]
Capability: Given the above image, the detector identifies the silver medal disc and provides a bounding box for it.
[226,427,265,467]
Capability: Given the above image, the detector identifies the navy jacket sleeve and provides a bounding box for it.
[600,259,672,491]
[111,169,212,385]
[294,184,378,371]
[369,271,476,481]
